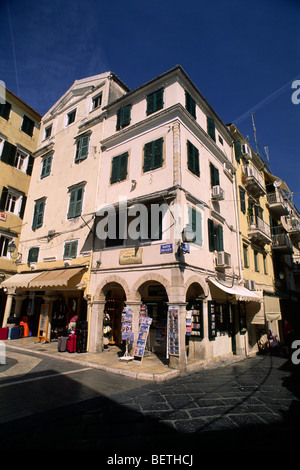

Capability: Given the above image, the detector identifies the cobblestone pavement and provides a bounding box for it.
[1,349,300,458]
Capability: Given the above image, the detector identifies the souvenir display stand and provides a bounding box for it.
[119,307,134,361]
[133,305,152,362]
[166,305,180,358]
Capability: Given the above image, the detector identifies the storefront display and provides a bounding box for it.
[167,306,179,357]
[133,315,152,361]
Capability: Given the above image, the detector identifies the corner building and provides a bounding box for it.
[89,66,261,370]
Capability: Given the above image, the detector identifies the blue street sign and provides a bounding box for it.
[160,243,173,254]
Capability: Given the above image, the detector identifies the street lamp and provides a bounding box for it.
[7,241,16,254]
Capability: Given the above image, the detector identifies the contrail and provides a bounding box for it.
[233,75,300,124]
[7,0,20,96]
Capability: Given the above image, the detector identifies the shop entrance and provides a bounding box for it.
[138,281,168,357]
[185,282,205,359]
[103,282,126,346]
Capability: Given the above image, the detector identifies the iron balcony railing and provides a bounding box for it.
[248,215,271,238]
[243,163,266,191]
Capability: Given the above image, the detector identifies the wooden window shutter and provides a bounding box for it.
[19,195,27,219]
[1,141,17,166]
[0,187,8,211]
[207,116,216,141]
[26,155,34,175]
[208,218,215,251]
[234,140,242,161]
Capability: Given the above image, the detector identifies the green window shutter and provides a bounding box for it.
[234,140,242,162]
[75,136,89,162]
[0,187,8,211]
[68,187,84,219]
[19,195,27,219]
[116,105,131,130]
[111,152,128,183]
[210,162,219,187]
[0,102,11,120]
[207,116,216,141]
[26,155,34,175]
[147,88,163,115]
[41,155,52,178]
[143,138,163,172]
[239,188,246,213]
[32,200,45,230]
[185,91,196,118]
[1,141,17,166]
[208,218,215,251]
[27,247,39,263]
[189,207,202,246]
[187,141,199,176]
[63,240,78,259]
[217,224,224,251]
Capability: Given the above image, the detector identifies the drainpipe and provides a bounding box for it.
[232,142,243,285]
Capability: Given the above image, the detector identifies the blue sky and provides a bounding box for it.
[1,0,299,205]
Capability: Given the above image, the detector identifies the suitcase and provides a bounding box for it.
[8,326,19,340]
[0,328,8,340]
[76,330,88,353]
[67,334,76,353]
[57,336,68,352]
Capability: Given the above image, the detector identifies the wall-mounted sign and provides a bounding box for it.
[0,213,7,222]
[119,248,142,265]
[181,243,190,254]
[160,243,173,254]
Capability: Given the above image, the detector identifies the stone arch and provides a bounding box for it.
[95,275,131,302]
[184,275,208,299]
[132,272,171,301]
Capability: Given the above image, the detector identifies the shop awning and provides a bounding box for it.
[0,271,41,289]
[208,278,261,302]
[28,267,85,288]
[264,295,282,321]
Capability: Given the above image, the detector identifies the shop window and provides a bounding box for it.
[208,301,229,340]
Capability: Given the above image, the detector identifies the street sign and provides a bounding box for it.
[160,243,173,254]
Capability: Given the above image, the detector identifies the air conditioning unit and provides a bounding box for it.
[216,251,231,268]
[211,185,225,200]
[242,144,252,160]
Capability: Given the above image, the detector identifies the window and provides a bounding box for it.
[27,247,39,263]
[143,137,163,172]
[0,101,11,120]
[0,234,12,257]
[185,91,196,118]
[263,254,268,274]
[67,109,76,125]
[21,115,34,136]
[210,163,219,187]
[44,125,52,139]
[32,199,45,230]
[207,116,216,141]
[41,154,53,178]
[92,93,102,110]
[208,219,224,251]
[75,135,89,163]
[254,250,259,272]
[146,88,163,115]
[67,185,84,219]
[218,135,224,145]
[187,141,199,177]
[0,187,26,219]
[234,140,242,162]
[110,152,128,184]
[239,188,246,213]
[116,105,131,130]
[15,151,26,171]
[187,206,202,246]
[243,244,249,268]
[63,240,78,259]
[0,141,33,174]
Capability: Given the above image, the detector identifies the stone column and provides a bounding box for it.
[2,291,15,327]
[89,299,106,353]
[167,301,188,371]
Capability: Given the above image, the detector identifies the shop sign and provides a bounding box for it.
[35,304,50,343]
[160,243,173,254]
[119,248,142,265]
[0,212,6,222]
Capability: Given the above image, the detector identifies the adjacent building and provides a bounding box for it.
[0,89,41,324]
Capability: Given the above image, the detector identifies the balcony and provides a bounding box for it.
[284,215,300,242]
[266,189,289,217]
[271,227,293,254]
[247,216,272,245]
[242,163,266,197]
